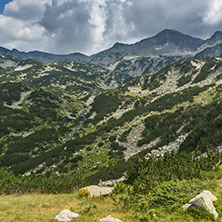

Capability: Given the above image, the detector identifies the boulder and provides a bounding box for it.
[99,215,122,222]
[182,190,218,220]
[55,209,79,221]
[79,185,114,197]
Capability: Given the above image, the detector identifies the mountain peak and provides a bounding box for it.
[197,30,222,53]
[155,29,181,36]
[141,29,205,53]
[212,30,222,37]
[208,31,222,43]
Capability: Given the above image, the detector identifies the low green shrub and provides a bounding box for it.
[186,207,215,221]
[0,169,84,194]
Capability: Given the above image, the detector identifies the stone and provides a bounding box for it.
[99,215,122,222]
[182,190,218,220]
[55,209,79,221]
[79,185,114,197]
[98,175,126,187]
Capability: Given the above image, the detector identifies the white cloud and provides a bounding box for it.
[203,0,222,25]
[4,0,49,20]
[0,0,221,55]
[0,13,47,51]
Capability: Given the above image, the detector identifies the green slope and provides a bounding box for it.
[0,57,221,184]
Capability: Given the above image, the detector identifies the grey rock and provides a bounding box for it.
[182,190,218,220]
[145,134,189,159]
[98,175,126,187]
[79,185,114,197]
[55,209,79,221]
[99,215,122,222]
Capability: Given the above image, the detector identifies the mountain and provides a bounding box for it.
[0,29,222,77]
[195,43,222,59]
[1,29,222,77]
[89,29,204,67]
[0,47,90,64]
[107,29,204,56]
[194,31,222,59]
[0,57,221,183]
[198,31,222,51]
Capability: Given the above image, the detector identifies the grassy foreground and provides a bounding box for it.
[0,192,133,222]
[1,150,222,222]
[0,171,222,222]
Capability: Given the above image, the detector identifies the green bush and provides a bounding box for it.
[0,169,84,194]
[186,207,215,221]
[127,148,220,192]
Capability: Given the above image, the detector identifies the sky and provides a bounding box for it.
[0,0,222,55]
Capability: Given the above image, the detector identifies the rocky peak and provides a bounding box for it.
[207,31,222,45]
[197,31,222,53]
[137,29,204,53]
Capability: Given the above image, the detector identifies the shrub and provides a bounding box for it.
[186,208,215,221]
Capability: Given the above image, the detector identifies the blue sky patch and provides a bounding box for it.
[0,0,12,14]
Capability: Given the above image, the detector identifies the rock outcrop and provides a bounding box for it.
[99,215,122,222]
[55,209,79,221]
[182,190,218,220]
[79,185,114,197]
[98,175,126,187]
[145,134,188,159]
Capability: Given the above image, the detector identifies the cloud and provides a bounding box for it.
[0,0,221,55]
[39,0,96,54]
[103,0,135,42]
[203,0,222,25]
[0,14,46,50]
[120,0,210,38]
[4,0,48,20]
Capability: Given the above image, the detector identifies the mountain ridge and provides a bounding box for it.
[1,29,222,78]
[0,29,221,65]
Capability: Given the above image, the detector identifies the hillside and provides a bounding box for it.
[1,165,222,222]
[108,55,183,77]
[0,59,131,93]
[0,56,221,183]
[0,53,20,69]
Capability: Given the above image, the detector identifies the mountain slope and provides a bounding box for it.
[108,55,183,77]
[0,52,20,69]
[0,57,221,183]
[195,43,222,59]
[0,59,132,94]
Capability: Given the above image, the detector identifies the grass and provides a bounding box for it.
[1,167,222,222]
[0,192,133,222]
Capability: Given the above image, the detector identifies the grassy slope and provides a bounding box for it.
[1,166,222,222]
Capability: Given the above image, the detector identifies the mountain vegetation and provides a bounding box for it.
[0,54,221,183]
